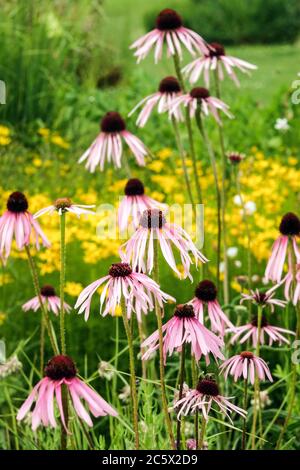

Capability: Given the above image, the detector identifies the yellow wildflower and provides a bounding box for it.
[65,282,83,297]
[0,125,10,136]
[157,147,172,159]
[38,127,50,137]
[51,134,70,149]
[0,312,6,326]
[0,136,11,146]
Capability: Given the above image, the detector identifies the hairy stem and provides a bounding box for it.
[25,245,58,355]
[153,237,176,449]
[242,378,248,450]
[251,305,262,449]
[214,71,229,303]
[176,341,186,450]
[195,109,221,288]
[121,297,139,449]
[60,212,66,355]
[173,53,203,206]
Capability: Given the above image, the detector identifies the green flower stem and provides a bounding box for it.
[276,240,300,448]
[121,296,139,449]
[251,304,263,449]
[233,166,252,314]
[61,383,69,450]
[25,245,58,355]
[171,116,195,211]
[242,378,248,450]
[40,317,45,375]
[137,318,147,380]
[198,416,207,450]
[214,70,229,303]
[176,341,186,450]
[153,237,176,449]
[60,212,66,355]
[173,53,203,206]
[195,109,221,287]
[112,316,119,404]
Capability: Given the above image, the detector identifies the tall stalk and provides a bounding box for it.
[176,341,186,450]
[195,109,221,287]
[60,212,67,355]
[120,297,139,449]
[171,116,195,211]
[214,71,229,303]
[153,237,176,449]
[242,378,248,450]
[198,416,207,450]
[59,212,69,450]
[233,165,252,314]
[25,245,58,355]
[276,240,300,448]
[173,53,203,206]
[251,304,263,449]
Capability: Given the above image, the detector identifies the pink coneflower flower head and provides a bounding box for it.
[78,111,147,172]
[170,87,232,125]
[219,351,273,385]
[17,355,117,431]
[34,198,95,218]
[22,285,72,316]
[118,178,167,232]
[240,283,286,312]
[0,191,50,262]
[120,209,208,281]
[227,313,295,347]
[130,9,208,64]
[75,261,175,322]
[190,280,234,334]
[174,377,246,422]
[182,42,257,87]
[129,76,183,127]
[227,151,245,165]
[141,304,224,365]
[265,212,300,283]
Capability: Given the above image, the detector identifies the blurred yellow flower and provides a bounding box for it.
[0,125,10,136]
[38,127,50,137]
[157,148,172,159]
[0,312,6,326]
[65,282,83,297]
[0,136,11,146]
[51,134,70,149]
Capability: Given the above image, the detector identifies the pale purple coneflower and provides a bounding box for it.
[219,351,273,385]
[240,283,287,312]
[34,198,95,218]
[141,304,224,365]
[128,76,183,127]
[227,151,245,165]
[189,280,234,335]
[182,42,257,87]
[118,178,167,232]
[22,285,71,316]
[130,8,208,64]
[174,377,246,422]
[0,191,50,263]
[265,212,300,283]
[17,355,117,431]
[78,111,147,172]
[74,261,175,322]
[170,87,232,125]
[227,313,295,347]
[120,209,208,281]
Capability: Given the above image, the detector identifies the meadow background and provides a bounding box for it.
[1,0,300,449]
